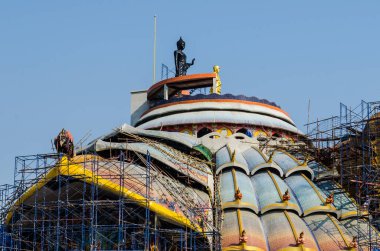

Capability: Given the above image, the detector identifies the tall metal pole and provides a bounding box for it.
[153,15,157,84]
[307,99,311,135]
[145,151,151,250]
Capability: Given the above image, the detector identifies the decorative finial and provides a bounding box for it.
[282,189,291,201]
[239,229,248,244]
[235,187,243,200]
[297,231,305,245]
[349,236,358,248]
[325,192,334,205]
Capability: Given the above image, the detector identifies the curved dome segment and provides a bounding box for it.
[93,140,211,187]
[220,169,259,213]
[272,151,299,170]
[286,174,337,216]
[240,146,284,176]
[261,211,319,251]
[304,214,353,251]
[216,145,232,166]
[136,97,303,135]
[251,171,302,215]
[220,210,241,248]
[272,151,314,179]
[118,123,200,148]
[139,98,294,125]
[216,146,250,175]
[239,210,268,251]
[5,156,208,232]
[341,218,380,251]
[241,146,267,169]
[316,180,358,219]
[138,110,302,135]
[221,209,267,251]
[80,123,204,158]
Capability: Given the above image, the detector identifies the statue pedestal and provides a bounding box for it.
[147,73,217,101]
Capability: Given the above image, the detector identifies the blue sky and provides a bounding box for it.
[1,1,379,185]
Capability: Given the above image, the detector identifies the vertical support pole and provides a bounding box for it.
[41,156,48,251]
[132,232,136,250]
[33,156,39,250]
[153,15,157,85]
[212,78,217,94]
[48,211,52,251]
[355,174,360,246]
[81,156,87,250]
[164,84,169,100]
[161,63,164,80]
[144,150,151,250]
[193,231,197,251]
[118,151,125,250]
[94,158,99,250]
[56,175,62,251]
[90,158,96,250]
[339,103,345,187]
[154,214,158,250]
[361,101,366,202]
[307,99,311,135]
[180,229,183,251]
[364,101,372,250]
[189,230,193,251]
[64,166,69,250]
[161,64,169,80]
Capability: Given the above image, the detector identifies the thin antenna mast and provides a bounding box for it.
[307,99,311,134]
[153,15,157,84]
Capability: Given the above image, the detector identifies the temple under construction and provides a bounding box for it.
[0,62,379,250]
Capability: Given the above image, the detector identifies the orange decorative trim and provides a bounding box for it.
[147,73,216,94]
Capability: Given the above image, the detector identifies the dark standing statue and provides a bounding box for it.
[174,37,195,77]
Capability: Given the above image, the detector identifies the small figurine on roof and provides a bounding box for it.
[296,231,305,245]
[282,189,291,202]
[325,192,334,205]
[239,230,248,244]
[235,187,243,200]
[54,128,74,158]
[210,65,222,95]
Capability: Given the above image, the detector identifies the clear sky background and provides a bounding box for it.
[1,1,379,185]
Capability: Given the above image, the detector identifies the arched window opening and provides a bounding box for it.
[237,128,252,137]
[197,127,212,138]
[271,133,281,140]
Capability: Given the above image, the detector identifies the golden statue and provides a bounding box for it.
[210,65,222,94]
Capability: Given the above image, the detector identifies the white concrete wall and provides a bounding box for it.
[130,90,148,126]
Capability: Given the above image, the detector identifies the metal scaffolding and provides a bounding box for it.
[305,100,380,249]
[0,149,219,250]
